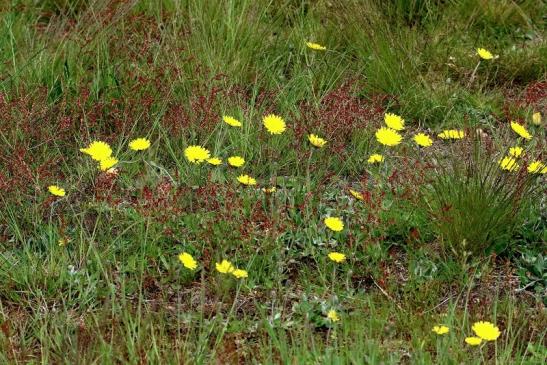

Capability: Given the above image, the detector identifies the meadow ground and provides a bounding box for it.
[0,0,546,364]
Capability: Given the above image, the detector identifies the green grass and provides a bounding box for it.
[425,135,541,260]
[0,0,546,363]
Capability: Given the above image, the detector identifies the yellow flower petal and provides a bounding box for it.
[185,145,211,163]
[306,42,326,51]
[414,133,433,147]
[178,252,198,271]
[375,128,402,146]
[527,160,546,174]
[129,138,151,151]
[222,115,242,127]
[48,185,66,197]
[263,114,286,135]
[99,157,118,171]
[508,146,523,158]
[80,141,113,161]
[367,154,384,164]
[532,112,541,125]
[324,217,344,232]
[349,189,364,201]
[228,156,245,167]
[465,336,482,346]
[438,129,465,140]
[327,309,340,322]
[432,325,450,335]
[499,156,519,171]
[328,252,346,263]
[472,321,501,341]
[237,174,257,186]
[384,113,405,131]
[308,134,327,148]
[216,259,235,274]
[232,269,248,279]
[207,157,222,166]
[510,121,532,140]
[477,48,493,60]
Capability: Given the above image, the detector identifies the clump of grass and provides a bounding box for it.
[425,134,540,261]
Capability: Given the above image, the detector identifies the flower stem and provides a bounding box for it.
[468,60,481,88]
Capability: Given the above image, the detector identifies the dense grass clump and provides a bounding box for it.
[427,136,541,260]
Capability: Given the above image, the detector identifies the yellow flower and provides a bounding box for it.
[178,252,197,271]
[216,259,235,274]
[527,161,546,174]
[184,145,211,163]
[80,141,113,161]
[228,156,245,167]
[465,337,482,346]
[367,154,384,164]
[324,217,344,232]
[375,127,402,146]
[263,186,277,193]
[438,129,465,140]
[477,48,494,60]
[263,114,286,135]
[328,252,346,263]
[432,325,450,335]
[414,133,433,147]
[472,321,501,341]
[237,174,257,186]
[532,112,541,125]
[129,138,151,151]
[58,238,68,246]
[48,185,66,197]
[99,157,118,171]
[232,269,248,279]
[384,113,405,130]
[308,134,327,148]
[207,157,222,166]
[510,121,532,140]
[499,156,519,171]
[306,42,326,51]
[349,189,364,201]
[508,146,523,158]
[327,309,340,322]
[222,115,242,127]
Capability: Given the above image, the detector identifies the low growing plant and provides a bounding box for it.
[424,135,541,261]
